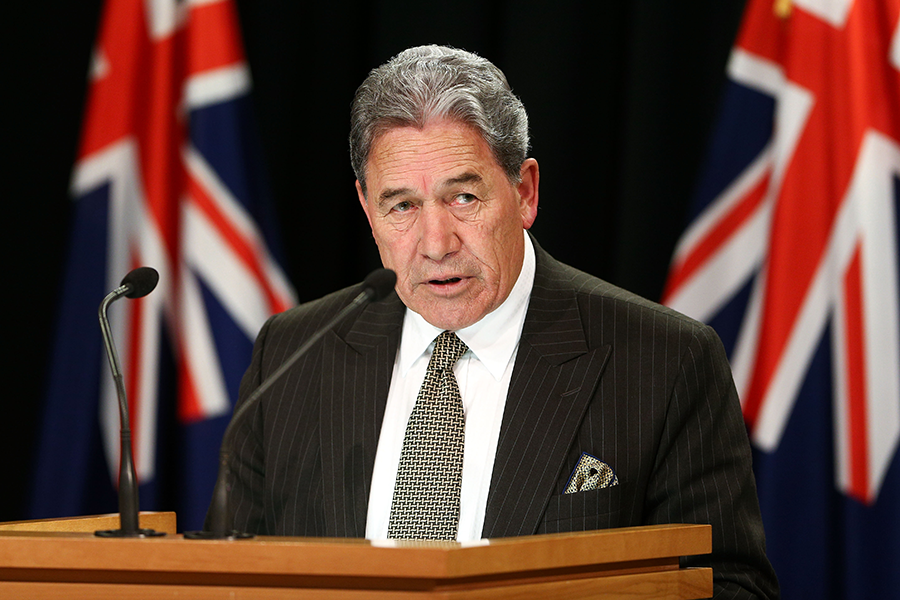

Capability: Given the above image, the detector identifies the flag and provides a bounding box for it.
[31,0,295,532]
[663,0,900,597]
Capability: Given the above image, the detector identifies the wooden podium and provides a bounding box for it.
[0,514,711,599]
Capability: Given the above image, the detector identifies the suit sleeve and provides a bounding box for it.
[645,323,779,599]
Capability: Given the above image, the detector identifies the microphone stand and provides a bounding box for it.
[95,282,164,538]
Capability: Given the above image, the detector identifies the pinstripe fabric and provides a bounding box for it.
[229,284,403,537]
[226,237,778,599]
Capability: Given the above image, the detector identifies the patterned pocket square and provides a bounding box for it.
[564,452,619,493]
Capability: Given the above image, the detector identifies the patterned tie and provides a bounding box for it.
[388,331,469,540]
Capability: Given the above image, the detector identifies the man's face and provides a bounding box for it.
[357,119,539,331]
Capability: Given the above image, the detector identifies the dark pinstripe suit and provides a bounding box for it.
[229,239,779,599]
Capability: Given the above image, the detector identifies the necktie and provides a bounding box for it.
[388,331,468,540]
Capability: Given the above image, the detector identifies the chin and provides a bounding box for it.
[440,310,492,331]
[416,307,482,331]
[417,314,461,331]
[406,289,495,331]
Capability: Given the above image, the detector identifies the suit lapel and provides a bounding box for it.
[482,247,611,539]
[319,293,403,537]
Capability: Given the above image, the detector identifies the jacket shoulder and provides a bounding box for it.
[536,248,709,337]
[266,284,364,334]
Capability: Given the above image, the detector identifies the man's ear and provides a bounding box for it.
[356,180,374,231]
[517,158,540,229]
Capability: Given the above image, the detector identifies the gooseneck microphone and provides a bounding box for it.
[185,268,397,540]
[95,266,166,538]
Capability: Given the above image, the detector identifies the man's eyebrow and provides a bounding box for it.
[377,187,414,206]
[375,172,484,207]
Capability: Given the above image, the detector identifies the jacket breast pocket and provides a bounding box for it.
[538,485,625,534]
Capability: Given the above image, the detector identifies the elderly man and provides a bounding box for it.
[227,45,779,598]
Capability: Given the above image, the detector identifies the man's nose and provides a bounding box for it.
[418,204,460,261]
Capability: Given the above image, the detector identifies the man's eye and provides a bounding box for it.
[454,193,477,205]
[391,201,413,213]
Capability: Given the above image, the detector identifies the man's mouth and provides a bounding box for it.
[429,277,463,285]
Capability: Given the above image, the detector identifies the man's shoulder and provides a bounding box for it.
[534,245,712,339]
[263,282,371,339]
[262,278,404,347]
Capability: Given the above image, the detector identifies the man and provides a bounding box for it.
[227,45,779,598]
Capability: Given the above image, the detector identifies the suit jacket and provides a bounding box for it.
[228,239,779,599]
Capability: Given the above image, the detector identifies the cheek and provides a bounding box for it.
[372,228,414,270]
[475,211,524,282]
[485,210,523,254]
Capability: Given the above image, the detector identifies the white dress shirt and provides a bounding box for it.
[366,232,536,542]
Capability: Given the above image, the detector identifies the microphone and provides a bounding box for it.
[120,266,160,299]
[185,268,397,540]
[95,267,166,538]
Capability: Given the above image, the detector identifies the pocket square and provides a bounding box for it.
[564,453,618,493]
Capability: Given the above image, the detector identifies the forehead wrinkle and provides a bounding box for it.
[437,171,483,191]
[367,121,495,207]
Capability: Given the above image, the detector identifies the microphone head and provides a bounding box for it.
[120,267,160,299]
[363,268,396,302]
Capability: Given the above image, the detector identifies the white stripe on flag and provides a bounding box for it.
[178,260,232,419]
[833,131,900,500]
[183,145,295,335]
[184,64,252,111]
[792,0,854,28]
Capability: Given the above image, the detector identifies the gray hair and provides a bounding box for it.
[349,45,530,195]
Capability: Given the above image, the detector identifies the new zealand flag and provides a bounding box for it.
[664,0,900,597]
[31,0,295,532]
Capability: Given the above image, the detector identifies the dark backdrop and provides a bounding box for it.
[5,0,745,521]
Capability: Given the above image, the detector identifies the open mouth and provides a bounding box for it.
[429,277,462,286]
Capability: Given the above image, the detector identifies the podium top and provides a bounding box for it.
[0,523,712,599]
[0,523,709,579]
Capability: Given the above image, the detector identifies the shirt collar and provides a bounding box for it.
[398,231,536,380]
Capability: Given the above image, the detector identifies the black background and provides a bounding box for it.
[4,0,745,521]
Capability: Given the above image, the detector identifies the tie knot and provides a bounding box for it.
[429,331,468,371]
